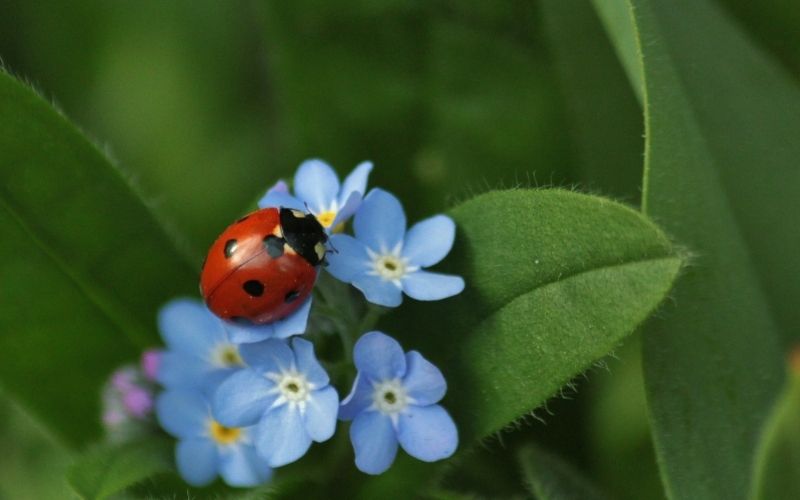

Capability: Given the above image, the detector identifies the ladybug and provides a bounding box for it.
[200,207,327,325]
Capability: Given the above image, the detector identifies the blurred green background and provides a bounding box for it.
[0,0,797,498]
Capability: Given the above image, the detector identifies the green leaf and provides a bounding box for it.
[518,444,607,500]
[66,438,173,500]
[592,0,799,497]
[0,69,197,445]
[751,355,800,500]
[539,0,643,202]
[390,189,681,442]
[588,0,644,103]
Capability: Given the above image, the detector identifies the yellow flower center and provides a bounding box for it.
[215,345,243,367]
[316,210,337,228]
[209,420,242,445]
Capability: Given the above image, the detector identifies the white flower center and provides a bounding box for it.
[367,245,415,283]
[274,371,312,403]
[212,344,243,368]
[374,255,406,280]
[372,379,409,415]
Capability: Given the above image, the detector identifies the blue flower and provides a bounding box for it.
[223,297,313,344]
[325,189,465,307]
[212,337,339,467]
[157,298,311,392]
[156,389,273,487]
[258,159,373,231]
[157,299,246,393]
[340,331,458,475]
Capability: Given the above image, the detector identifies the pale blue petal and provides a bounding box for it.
[156,390,209,439]
[256,404,312,467]
[330,190,362,229]
[176,439,218,487]
[257,180,304,210]
[401,271,465,301]
[338,161,373,207]
[212,369,275,428]
[351,411,398,475]
[292,337,329,387]
[353,331,407,382]
[218,444,273,487]
[156,351,209,389]
[239,339,295,376]
[402,215,456,268]
[352,273,403,308]
[397,405,458,462]
[293,159,340,213]
[353,189,406,252]
[338,373,373,421]
[271,297,312,339]
[326,235,371,283]
[203,367,240,397]
[158,299,225,356]
[224,319,276,345]
[402,351,447,406]
[303,386,339,442]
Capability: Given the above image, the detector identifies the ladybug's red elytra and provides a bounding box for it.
[200,207,327,325]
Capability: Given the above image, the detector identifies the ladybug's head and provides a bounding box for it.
[279,208,328,266]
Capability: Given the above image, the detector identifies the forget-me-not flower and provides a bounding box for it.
[157,299,247,392]
[213,337,339,467]
[156,389,273,487]
[222,297,313,344]
[258,159,373,231]
[326,189,465,307]
[157,298,311,393]
[339,331,458,475]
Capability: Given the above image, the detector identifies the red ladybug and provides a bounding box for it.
[200,207,327,325]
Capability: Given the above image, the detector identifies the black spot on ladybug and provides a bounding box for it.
[263,235,284,258]
[243,280,265,297]
[230,316,251,325]
[285,290,300,303]
[236,215,250,223]
[224,239,238,258]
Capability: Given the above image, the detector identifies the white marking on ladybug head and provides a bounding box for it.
[290,209,306,219]
[314,242,326,261]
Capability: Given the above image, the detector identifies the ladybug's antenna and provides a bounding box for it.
[326,239,339,254]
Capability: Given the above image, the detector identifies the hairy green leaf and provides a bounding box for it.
[751,356,800,500]
[593,0,799,497]
[0,70,197,444]
[519,444,607,500]
[390,189,681,442]
[66,438,173,500]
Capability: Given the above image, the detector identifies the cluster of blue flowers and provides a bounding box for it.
[152,160,463,487]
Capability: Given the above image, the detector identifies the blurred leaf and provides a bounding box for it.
[391,189,681,442]
[0,69,197,444]
[539,0,643,202]
[594,0,800,497]
[751,353,800,500]
[67,438,173,500]
[258,0,574,218]
[716,0,800,79]
[587,337,663,500]
[518,444,606,500]
[589,0,643,102]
